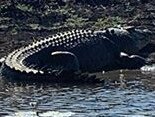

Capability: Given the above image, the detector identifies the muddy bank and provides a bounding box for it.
[0,0,155,58]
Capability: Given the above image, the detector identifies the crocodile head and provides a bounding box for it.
[125,26,153,51]
[98,26,153,54]
[105,26,153,54]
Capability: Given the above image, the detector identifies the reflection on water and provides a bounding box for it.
[0,66,155,117]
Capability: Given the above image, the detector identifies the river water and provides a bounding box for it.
[0,67,155,117]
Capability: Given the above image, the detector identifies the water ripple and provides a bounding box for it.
[0,70,155,116]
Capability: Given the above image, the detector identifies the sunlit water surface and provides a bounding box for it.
[0,65,155,117]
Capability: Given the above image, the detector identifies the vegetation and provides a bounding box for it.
[0,0,154,57]
[1,0,152,33]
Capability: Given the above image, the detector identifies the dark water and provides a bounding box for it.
[0,65,155,117]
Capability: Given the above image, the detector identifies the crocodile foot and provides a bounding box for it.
[118,52,147,69]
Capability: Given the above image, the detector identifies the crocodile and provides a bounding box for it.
[0,26,153,83]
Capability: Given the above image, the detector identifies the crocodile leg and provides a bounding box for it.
[118,52,147,69]
[46,51,80,76]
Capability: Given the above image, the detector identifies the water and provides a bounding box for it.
[0,66,155,117]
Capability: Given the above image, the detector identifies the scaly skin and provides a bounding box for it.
[0,27,152,82]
